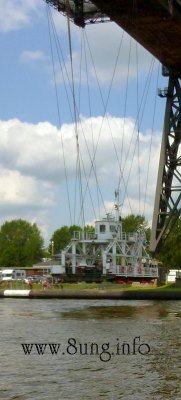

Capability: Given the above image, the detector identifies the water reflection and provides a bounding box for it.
[0,299,180,400]
[60,303,181,320]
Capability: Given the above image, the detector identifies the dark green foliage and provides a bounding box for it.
[49,225,81,254]
[0,219,44,268]
[49,225,95,254]
[121,214,151,241]
[157,218,181,269]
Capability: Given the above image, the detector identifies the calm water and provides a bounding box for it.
[0,299,180,400]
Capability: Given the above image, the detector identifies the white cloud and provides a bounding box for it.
[84,23,155,85]
[52,20,157,87]
[0,119,75,182]
[0,168,53,209]
[0,0,42,32]
[0,116,161,240]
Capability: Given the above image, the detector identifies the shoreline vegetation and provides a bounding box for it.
[0,282,181,300]
[0,281,180,291]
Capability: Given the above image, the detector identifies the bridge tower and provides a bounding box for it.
[150,68,181,253]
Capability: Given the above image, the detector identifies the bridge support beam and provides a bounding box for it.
[150,74,181,253]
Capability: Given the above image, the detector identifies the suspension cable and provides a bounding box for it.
[143,63,160,216]
[66,2,85,227]
[84,29,133,214]
[120,57,156,212]
[48,10,104,221]
[83,31,101,218]
[136,41,141,215]
[119,36,132,182]
[46,4,72,225]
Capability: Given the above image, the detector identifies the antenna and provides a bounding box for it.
[114,189,120,222]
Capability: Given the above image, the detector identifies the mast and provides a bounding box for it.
[114,189,122,239]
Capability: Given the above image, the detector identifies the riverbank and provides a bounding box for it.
[0,287,181,300]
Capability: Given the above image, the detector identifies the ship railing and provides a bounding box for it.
[73,231,97,240]
[117,265,158,278]
[121,232,138,242]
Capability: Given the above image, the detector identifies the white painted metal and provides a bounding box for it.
[4,290,31,297]
[61,192,158,278]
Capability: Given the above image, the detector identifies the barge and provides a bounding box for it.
[61,192,158,284]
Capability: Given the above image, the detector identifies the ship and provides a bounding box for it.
[61,191,158,284]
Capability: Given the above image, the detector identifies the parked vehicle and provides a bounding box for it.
[24,275,42,284]
[167,269,180,283]
[0,269,26,281]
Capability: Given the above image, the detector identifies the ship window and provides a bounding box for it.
[100,224,106,233]
[110,225,116,232]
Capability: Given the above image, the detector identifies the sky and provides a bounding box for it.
[0,0,168,245]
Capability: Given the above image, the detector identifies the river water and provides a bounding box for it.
[0,299,180,400]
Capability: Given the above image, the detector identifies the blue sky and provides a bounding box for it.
[0,0,167,245]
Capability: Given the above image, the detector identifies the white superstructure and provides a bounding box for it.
[61,192,158,280]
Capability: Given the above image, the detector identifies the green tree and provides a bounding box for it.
[84,225,95,232]
[49,224,95,254]
[121,214,150,240]
[0,219,44,268]
[157,218,181,269]
[49,225,81,254]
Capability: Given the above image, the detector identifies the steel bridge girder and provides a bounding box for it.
[150,76,181,253]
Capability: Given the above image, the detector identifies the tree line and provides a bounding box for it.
[0,216,180,269]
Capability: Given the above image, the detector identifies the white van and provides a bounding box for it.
[1,269,26,281]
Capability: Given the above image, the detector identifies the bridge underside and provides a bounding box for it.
[93,0,181,77]
[47,1,181,76]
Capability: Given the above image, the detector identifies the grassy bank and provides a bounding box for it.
[0,281,180,291]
